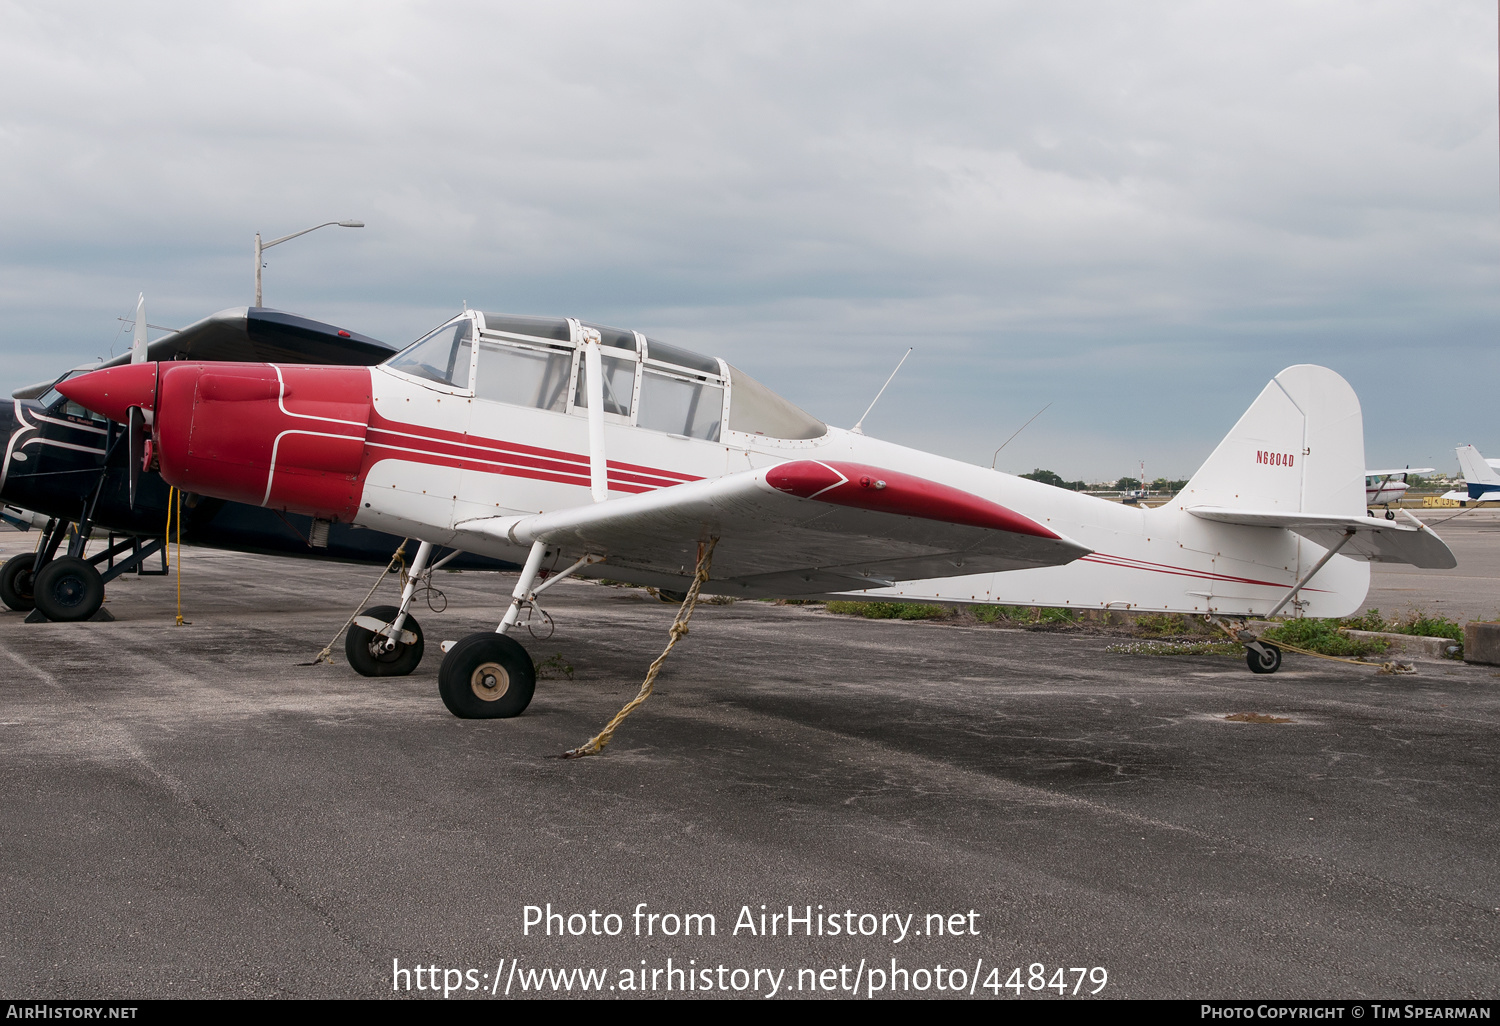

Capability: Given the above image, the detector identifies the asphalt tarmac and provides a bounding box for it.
[1,529,1497,1000]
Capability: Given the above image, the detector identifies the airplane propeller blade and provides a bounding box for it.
[127,405,145,509]
[131,294,147,364]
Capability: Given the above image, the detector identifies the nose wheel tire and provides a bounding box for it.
[438,633,536,719]
[32,556,104,622]
[1246,643,1282,675]
[345,603,425,677]
[1,553,38,612]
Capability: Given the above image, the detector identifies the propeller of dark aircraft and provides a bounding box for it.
[127,405,146,509]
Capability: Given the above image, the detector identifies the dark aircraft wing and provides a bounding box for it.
[12,307,395,399]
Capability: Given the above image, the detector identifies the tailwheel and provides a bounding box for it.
[1245,642,1282,675]
[32,556,104,622]
[438,632,536,719]
[1,553,38,612]
[345,603,425,677]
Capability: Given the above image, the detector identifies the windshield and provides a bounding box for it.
[386,317,474,388]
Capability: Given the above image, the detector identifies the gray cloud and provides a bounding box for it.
[2,0,1495,478]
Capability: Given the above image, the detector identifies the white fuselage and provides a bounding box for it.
[350,363,1365,618]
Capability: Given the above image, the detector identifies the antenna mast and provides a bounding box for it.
[851,348,913,435]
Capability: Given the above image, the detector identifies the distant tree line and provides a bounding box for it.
[1019,469,1188,493]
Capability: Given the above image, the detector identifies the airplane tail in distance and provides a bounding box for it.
[1177,364,1364,516]
[1455,445,1500,488]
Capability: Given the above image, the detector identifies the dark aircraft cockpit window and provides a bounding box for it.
[387,318,474,389]
[638,370,723,441]
[480,313,572,343]
[475,340,571,413]
[726,365,826,439]
[572,353,636,417]
[62,401,108,424]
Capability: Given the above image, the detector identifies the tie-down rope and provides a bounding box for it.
[1217,619,1415,675]
[302,539,408,666]
[562,537,718,759]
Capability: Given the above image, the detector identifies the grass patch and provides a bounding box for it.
[536,654,574,680]
[825,600,952,620]
[1107,640,1241,657]
[1261,618,1389,658]
[968,605,1079,625]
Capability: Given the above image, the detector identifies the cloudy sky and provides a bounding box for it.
[1,1,1495,479]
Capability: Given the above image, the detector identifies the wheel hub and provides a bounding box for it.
[471,660,510,701]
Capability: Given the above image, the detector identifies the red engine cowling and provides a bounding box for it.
[61,361,374,522]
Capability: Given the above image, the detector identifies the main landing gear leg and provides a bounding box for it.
[437,541,545,719]
[345,540,434,677]
[435,543,605,719]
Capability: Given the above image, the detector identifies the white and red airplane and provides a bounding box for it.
[57,310,1455,716]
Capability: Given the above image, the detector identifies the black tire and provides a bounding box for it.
[0,553,38,612]
[1385,509,1396,520]
[438,632,536,718]
[32,556,104,622]
[1367,509,1376,518]
[1246,643,1282,675]
[345,603,425,677]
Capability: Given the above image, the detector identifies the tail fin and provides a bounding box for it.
[1455,444,1500,488]
[1178,365,1364,516]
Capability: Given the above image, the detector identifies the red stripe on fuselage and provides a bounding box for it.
[1079,553,1322,592]
[363,401,702,496]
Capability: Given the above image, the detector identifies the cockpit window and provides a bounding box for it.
[638,370,723,441]
[579,322,639,353]
[726,366,826,439]
[573,353,636,416]
[480,313,572,343]
[387,318,474,389]
[476,340,571,412]
[644,338,720,375]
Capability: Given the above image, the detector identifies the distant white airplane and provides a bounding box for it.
[1365,467,1434,515]
[1442,445,1500,504]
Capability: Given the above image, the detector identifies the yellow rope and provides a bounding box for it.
[562,537,719,759]
[303,539,408,666]
[171,486,187,624]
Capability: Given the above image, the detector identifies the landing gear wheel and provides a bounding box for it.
[32,556,104,622]
[438,633,536,719]
[0,553,38,611]
[1246,643,1282,675]
[345,603,425,677]
[1385,509,1396,520]
[1367,509,1376,518]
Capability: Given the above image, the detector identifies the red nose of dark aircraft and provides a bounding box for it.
[55,362,159,423]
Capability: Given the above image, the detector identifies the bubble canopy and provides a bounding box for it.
[384,311,826,441]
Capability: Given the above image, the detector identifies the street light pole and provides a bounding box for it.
[254,220,364,307]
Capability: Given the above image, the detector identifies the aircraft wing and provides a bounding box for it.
[1441,489,1500,503]
[454,460,1092,597]
[1365,468,1434,477]
[1185,506,1456,569]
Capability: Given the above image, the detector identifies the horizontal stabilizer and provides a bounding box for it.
[455,460,1092,596]
[1186,506,1456,569]
[1442,489,1500,503]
